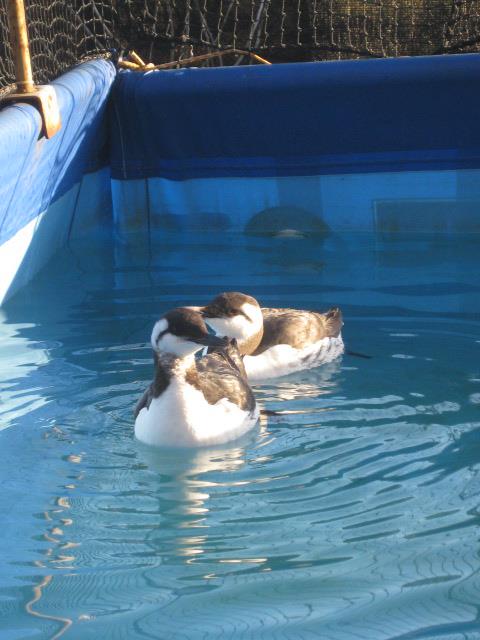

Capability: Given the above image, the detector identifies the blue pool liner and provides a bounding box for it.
[0,59,115,303]
[2,53,480,305]
[0,58,115,247]
[110,53,480,181]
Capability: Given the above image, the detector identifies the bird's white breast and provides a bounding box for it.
[134,376,258,447]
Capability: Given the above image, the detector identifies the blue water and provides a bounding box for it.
[1,231,480,639]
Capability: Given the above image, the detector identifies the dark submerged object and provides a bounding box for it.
[245,206,329,237]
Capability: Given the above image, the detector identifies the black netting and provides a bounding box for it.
[114,0,480,64]
[25,1,115,84]
[0,0,115,94]
[0,2,15,90]
[1,1,480,93]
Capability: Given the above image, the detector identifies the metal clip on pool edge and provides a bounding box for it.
[4,0,61,139]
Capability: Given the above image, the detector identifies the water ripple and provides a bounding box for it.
[1,232,480,638]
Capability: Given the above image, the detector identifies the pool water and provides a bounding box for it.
[1,230,480,639]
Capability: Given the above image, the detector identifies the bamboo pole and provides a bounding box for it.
[118,48,272,72]
[7,0,35,93]
[150,49,272,69]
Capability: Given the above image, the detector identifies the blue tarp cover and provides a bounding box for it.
[110,53,480,181]
[0,59,115,246]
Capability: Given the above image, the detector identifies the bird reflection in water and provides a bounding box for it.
[255,358,342,407]
[137,421,269,565]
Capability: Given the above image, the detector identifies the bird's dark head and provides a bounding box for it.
[151,307,227,357]
[200,291,263,347]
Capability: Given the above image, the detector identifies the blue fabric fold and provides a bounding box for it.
[0,59,115,246]
[110,54,480,181]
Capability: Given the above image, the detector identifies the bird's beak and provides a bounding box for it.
[199,306,219,319]
[183,305,218,319]
[190,333,227,348]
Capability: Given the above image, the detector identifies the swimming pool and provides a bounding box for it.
[1,229,479,639]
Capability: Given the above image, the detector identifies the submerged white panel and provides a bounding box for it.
[0,168,112,306]
[0,186,78,304]
[0,215,44,305]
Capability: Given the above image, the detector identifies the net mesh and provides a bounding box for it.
[0,0,115,93]
[1,1,480,93]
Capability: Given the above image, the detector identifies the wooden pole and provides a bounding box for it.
[4,0,62,138]
[7,0,35,93]
[118,48,272,72]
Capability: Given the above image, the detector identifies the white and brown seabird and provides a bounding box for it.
[134,307,259,447]
[200,292,344,381]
